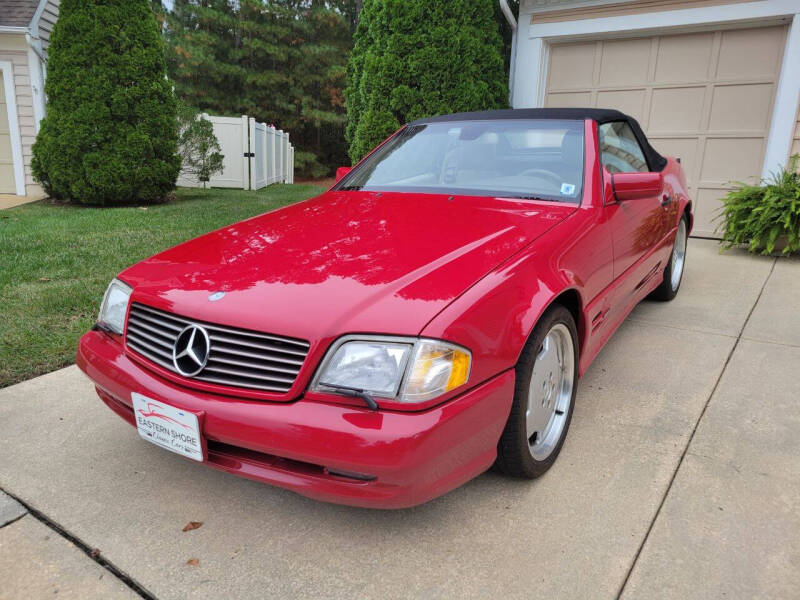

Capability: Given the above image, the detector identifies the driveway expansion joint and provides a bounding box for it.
[615,256,778,600]
[0,485,158,600]
[739,336,800,349]
[626,318,738,338]
[0,512,26,530]
[0,490,27,528]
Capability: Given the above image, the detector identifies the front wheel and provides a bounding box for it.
[496,305,578,478]
[650,214,688,301]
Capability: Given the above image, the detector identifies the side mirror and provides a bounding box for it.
[335,166,352,182]
[612,172,663,201]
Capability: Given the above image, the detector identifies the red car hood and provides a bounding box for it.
[121,190,576,340]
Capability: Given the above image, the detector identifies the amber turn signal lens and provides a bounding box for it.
[401,341,472,403]
[446,350,471,391]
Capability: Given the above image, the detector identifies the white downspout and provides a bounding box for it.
[499,0,518,107]
[27,0,50,132]
[25,33,46,132]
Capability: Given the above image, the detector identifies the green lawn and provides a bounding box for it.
[0,184,324,388]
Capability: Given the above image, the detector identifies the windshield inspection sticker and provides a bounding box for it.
[561,183,576,196]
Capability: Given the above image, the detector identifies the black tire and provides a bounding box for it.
[496,304,579,478]
[650,213,689,302]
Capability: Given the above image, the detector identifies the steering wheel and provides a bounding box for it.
[519,168,563,187]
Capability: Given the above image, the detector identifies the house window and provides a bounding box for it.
[598,122,649,174]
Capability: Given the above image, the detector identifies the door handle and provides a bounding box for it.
[661,194,673,207]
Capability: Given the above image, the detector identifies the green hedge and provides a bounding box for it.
[32,0,180,205]
[345,0,508,163]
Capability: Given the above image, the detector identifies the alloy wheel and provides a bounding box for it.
[670,219,688,291]
[526,323,575,461]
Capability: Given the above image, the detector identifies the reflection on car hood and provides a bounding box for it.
[121,190,577,340]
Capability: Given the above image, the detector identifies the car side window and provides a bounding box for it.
[598,122,649,174]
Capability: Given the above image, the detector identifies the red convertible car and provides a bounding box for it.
[78,108,692,508]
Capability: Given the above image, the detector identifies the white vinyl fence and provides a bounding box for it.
[177,114,294,190]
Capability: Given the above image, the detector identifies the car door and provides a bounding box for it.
[599,121,667,279]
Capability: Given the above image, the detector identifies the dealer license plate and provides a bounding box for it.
[132,392,204,462]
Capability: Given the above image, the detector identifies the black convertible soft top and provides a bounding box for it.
[408,108,667,171]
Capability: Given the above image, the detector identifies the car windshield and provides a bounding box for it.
[336,119,585,203]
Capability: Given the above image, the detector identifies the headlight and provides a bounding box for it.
[98,278,132,334]
[313,336,471,405]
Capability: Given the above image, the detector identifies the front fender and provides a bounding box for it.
[420,230,587,391]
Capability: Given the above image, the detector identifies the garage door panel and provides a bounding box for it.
[716,26,786,80]
[649,86,706,133]
[548,42,596,90]
[654,32,714,83]
[544,24,787,238]
[708,84,775,132]
[649,137,699,181]
[700,137,765,184]
[545,91,592,108]
[596,89,646,123]
[694,188,729,237]
[599,38,651,86]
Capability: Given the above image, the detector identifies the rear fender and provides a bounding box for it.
[663,157,694,233]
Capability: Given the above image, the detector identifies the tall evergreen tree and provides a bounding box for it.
[345,0,507,163]
[31,0,180,204]
[165,0,245,113]
[164,0,351,177]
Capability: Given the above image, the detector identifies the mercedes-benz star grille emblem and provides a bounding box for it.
[172,325,211,377]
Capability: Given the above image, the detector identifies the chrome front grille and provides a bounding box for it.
[125,303,310,393]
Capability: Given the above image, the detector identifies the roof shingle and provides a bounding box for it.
[0,0,39,27]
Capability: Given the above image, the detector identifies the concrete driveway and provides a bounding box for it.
[1,239,798,599]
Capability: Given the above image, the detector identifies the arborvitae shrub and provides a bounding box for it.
[32,0,180,204]
[345,0,508,163]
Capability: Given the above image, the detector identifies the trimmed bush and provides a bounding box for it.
[345,0,508,163]
[32,0,181,205]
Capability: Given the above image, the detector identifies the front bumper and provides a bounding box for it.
[77,330,514,509]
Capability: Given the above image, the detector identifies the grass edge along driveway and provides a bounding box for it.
[0,184,324,388]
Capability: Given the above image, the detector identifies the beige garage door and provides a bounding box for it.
[0,74,17,194]
[545,25,788,237]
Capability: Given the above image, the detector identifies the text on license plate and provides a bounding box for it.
[132,392,204,462]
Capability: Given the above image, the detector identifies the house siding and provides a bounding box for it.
[37,0,60,57]
[0,34,38,194]
[528,0,749,23]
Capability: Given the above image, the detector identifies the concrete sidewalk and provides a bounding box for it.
[0,239,798,599]
[0,192,46,210]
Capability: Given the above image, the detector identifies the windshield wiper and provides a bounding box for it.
[337,185,363,191]
[320,383,379,411]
